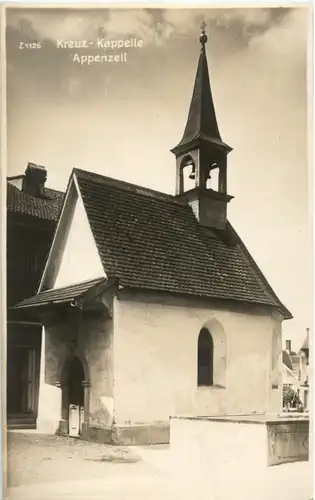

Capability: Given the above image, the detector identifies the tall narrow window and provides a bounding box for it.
[197,328,214,386]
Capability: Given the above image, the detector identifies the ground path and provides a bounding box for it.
[7,432,158,488]
[6,431,191,500]
[5,431,313,500]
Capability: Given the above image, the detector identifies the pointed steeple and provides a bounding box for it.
[171,24,233,231]
[171,23,231,156]
[300,328,309,360]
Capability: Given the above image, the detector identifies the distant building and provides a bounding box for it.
[299,330,310,410]
[282,332,310,411]
[6,163,64,429]
[282,351,300,392]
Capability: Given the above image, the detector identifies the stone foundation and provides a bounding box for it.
[113,422,170,446]
[77,421,170,445]
[81,423,113,443]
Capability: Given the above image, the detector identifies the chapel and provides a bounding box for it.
[12,26,291,444]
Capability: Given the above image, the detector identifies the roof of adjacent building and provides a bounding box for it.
[282,351,293,370]
[7,181,64,222]
[65,167,291,318]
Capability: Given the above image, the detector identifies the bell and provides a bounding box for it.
[189,164,195,180]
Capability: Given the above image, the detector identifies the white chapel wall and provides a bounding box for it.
[268,314,283,412]
[54,185,105,289]
[80,313,114,428]
[113,297,283,426]
[37,322,73,433]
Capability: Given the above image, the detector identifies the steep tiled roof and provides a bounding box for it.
[74,168,291,318]
[7,182,64,222]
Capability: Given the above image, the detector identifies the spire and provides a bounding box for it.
[171,23,231,155]
[171,24,234,230]
[301,328,309,355]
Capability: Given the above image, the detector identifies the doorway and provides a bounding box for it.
[7,323,42,429]
[68,357,84,407]
[61,356,86,436]
[7,346,37,415]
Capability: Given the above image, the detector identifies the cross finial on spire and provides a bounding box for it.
[200,21,208,47]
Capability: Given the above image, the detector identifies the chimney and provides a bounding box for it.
[285,340,292,353]
[22,163,47,197]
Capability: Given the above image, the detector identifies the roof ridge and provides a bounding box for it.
[73,168,185,206]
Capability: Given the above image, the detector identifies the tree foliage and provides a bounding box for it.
[283,385,303,410]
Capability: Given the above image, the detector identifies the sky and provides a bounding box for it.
[5,6,311,350]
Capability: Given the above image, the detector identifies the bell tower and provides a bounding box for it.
[171,23,233,230]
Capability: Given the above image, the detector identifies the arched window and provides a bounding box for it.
[197,328,214,386]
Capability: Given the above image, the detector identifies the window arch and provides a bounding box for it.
[197,328,214,386]
[180,154,196,192]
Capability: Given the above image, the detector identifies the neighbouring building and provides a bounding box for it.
[282,332,310,411]
[282,350,300,393]
[6,163,64,429]
[11,28,292,445]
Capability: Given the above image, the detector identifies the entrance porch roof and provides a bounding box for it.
[10,277,113,310]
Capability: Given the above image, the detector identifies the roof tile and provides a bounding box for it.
[7,182,64,222]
